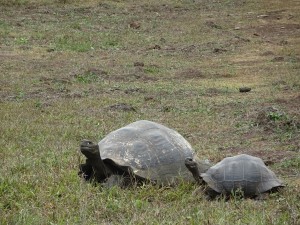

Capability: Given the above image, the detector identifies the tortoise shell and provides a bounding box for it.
[201,154,283,196]
[98,120,210,185]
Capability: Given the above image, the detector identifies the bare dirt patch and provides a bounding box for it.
[175,69,233,80]
[254,23,300,38]
[71,67,159,83]
[274,94,300,115]
[256,9,294,21]
[107,103,136,112]
[205,88,226,96]
[175,69,205,79]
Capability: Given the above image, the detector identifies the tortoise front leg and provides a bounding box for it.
[78,163,94,181]
[185,158,205,185]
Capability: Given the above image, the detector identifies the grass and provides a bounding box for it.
[1,0,300,224]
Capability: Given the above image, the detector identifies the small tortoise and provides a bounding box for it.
[79,120,210,187]
[185,154,284,199]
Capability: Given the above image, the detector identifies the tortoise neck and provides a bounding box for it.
[90,156,112,182]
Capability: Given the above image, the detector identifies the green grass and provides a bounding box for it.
[1,0,300,224]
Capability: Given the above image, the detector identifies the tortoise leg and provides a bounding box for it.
[78,163,94,181]
[184,157,205,185]
[192,186,222,201]
[80,139,112,182]
[204,187,222,200]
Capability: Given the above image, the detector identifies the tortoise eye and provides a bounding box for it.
[81,140,93,146]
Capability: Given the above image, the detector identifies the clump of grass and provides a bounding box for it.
[280,157,300,169]
[0,0,29,6]
[75,72,100,83]
[0,21,10,38]
[15,37,29,45]
[144,65,160,74]
[74,69,108,83]
[101,39,120,50]
[54,34,93,52]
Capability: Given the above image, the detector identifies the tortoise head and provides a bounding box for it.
[184,157,204,185]
[80,139,101,159]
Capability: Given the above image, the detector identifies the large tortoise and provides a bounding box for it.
[79,120,210,187]
[185,154,284,199]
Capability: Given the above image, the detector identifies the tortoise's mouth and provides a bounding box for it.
[80,146,95,151]
[81,146,99,158]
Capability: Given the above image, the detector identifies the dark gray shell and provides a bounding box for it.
[99,120,210,185]
[201,154,283,196]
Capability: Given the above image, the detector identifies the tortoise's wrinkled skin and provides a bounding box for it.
[79,120,211,187]
[185,154,284,199]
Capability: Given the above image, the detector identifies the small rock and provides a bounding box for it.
[108,103,136,112]
[134,62,145,67]
[151,45,161,50]
[239,87,251,92]
[144,96,155,101]
[47,48,55,52]
[287,14,294,20]
[160,37,166,43]
[264,160,274,166]
[271,56,284,62]
[129,21,141,29]
[213,48,227,53]
[205,21,222,29]
[124,88,141,94]
[257,14,269,18]
[279,40,288,45]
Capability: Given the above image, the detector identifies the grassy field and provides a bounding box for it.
[1,0,299,224]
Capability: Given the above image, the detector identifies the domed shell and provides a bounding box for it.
[98,120,209,185]
[201,154,283,196]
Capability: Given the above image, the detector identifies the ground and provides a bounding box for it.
[0,0,299,224]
